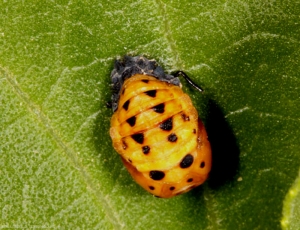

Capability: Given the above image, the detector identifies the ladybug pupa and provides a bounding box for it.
[109,55,211,198]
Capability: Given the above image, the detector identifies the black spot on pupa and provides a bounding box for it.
[152,103,165,113]
[149,170,165,180]
[193,129,196,134]
[182,113,190,121]
[168,133,177,142]
[142,79,149,83]
[149,186,155,190]
[159,118,173,131]
[200,161,205,168]
[142,146,150,154]
[187,178,193,182]
[145,90,157,97]
[131,133,144,144]
[170,186,175,191]
[122,140,128,150]
[128,159,132,163]
[180,154,194,168]
[126,116,136,127]
[123,100,130,111]
[122,88,125,95]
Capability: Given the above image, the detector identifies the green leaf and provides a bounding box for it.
[282,170,300,229]
[1,0,299,229]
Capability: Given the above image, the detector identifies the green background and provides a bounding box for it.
[1,1,299,229]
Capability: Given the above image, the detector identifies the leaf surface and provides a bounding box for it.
[0,0,299,229]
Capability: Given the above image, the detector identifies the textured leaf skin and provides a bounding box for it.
[0,0,299,229]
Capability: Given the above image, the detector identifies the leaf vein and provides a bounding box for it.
[154,0,182,68]
[3,69,125,229]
